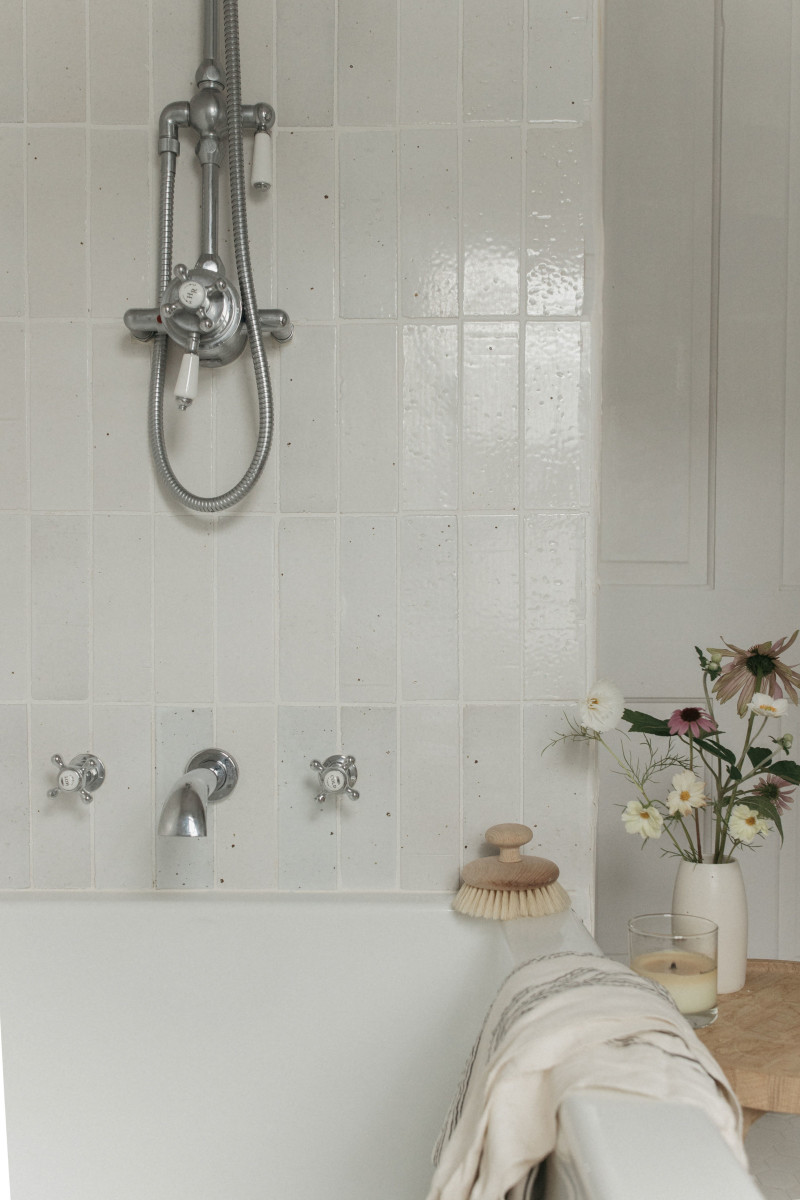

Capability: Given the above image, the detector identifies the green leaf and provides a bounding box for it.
[623,709,671,737]
[744,793,784,846]
[746,746,773,770]
[769,760,800,785]
[695,739,737,768]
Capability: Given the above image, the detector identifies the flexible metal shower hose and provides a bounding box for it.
[148,0,274,512]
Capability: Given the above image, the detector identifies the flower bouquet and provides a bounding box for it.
[549,634,800,863]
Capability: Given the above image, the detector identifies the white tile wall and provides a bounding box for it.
[0,0,597,921]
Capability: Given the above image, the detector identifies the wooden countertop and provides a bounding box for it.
[696,959,800,1115]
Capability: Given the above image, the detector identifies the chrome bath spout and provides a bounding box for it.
[157,749,238,837]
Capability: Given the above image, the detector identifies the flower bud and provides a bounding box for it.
[780,733,794,753]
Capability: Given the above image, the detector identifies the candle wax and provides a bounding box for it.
[631,950,717,1014]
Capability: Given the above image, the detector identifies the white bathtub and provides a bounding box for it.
[0,895,761,1200]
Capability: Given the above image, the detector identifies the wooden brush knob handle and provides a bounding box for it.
[485,823,533,863]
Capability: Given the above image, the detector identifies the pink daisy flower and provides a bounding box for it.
[667,706,717,737]
[712,632,800,716]
[752,774,796,814]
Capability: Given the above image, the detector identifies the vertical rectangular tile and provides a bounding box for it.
[151,1,201,117]
[0,0,23,121]
[462,322,520,510]
[279,326,337,512]
[399,516,458,700]
[155,706,215,889]
[30,323,90,511]
[528,0,594,122]
[93,514,153,703]
[212,340,278,514]
[31,515,91,701]
[0,325,27,509]
[88,0,149,124]
[278,517,336,702]
[238,0,275,108]
[26,0,86,122]
[400,131,459,318]
[276,0,335,126]
[463,0,524,121]
[216,705,278,890]
[276,131,336,321]
[463,128,522,316]
[216,514,275,704]
[93,704,154,889]
[524,321,591,509]
[340,706,398,889]
[155,351,214,512]
[524,513,587,700]
[0,516,28,701]
[401,324,459,510]
[339,516,397,703]
[462,705,522,860]
[337,0,397,126]
[399,0,458,124]
[277,705,337,889]
[339,323,398,513]
[91,129,151,319]
[27,128,88,318]
[0,129,24,318]
[339,131,397,318]
[461,514,521,701]
[93,323,154,511]
[0,706,30,887]
[526,126,588,317]
[154,514,214,703]
[30,703,92,888]
[399,705,460,890]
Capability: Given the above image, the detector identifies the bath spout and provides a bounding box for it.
[157,748,238,837]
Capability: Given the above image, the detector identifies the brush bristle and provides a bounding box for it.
[452,881,570,920]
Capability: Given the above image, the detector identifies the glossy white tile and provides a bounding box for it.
[462,704,522,860]
[400,131,459,318]
[337,0,397,127]
[154,514,214,703]
[462,322,520,510]
[463,128,522,317]
[399,516,458,701]
[26,0,86,122]
[27,128,87,319]
[339,516,397,703]
[0,128,24,318]
[93,515,153,703]
[93,704,154,889]
[30,702,92,888]
[339,131,397,319]
[398,0,458,124]
[524,321,591,509]
[151,0,200,117]
[528,0,594,123]
[93,324,154,512]
[399,705,460,888]
[278,517,336,702]
[526,126,588,317]
[279,325,337,512]
[276,131,336,321]
[236,0,275,117]
[30,323,90,511]
[339,323,398,513]
[154,705,215,889]
[276,0,335,126]
[216,705,278,890]
[340,705,398,889]
[216,514,275,704]
[461,515,521,701]
[91,129,151,320]
[277,705,337,889]
[0,516,28,702]
[0,705,29,887]
[31,515,91,701]
[88,0,148,125]
[401,323,459,510]
[463,0,524,122]
[212,339,279,513]
[524,622,587,701]
[524,512,586,629]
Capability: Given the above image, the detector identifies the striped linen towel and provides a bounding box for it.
[426,952,745,1200]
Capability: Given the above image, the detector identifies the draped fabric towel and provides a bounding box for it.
[426,952,746,1200]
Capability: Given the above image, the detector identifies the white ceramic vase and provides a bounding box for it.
[672,859,748,993]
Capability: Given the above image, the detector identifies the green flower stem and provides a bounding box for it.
[593,733,697,859]
[694,806,703,862]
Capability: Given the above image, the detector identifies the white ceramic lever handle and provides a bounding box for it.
[252,129,272,190]
[175,351,200,410]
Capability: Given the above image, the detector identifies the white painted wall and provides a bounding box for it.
[0,0,599,920]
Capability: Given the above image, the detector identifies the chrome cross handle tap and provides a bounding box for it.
[310,756,359,804]
[48,753,106,805]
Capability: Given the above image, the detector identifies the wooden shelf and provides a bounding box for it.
[696,959,800,1116]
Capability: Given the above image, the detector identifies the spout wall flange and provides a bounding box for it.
[185,748,238,800]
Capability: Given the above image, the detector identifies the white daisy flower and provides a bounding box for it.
[747,692,789,719]
[666,770,707,816]
[579,680,624,733]
[728,804,769,843]
[621,799,664,839]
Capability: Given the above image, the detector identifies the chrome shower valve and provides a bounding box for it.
[48,753,106,805]
[310,756,359,804]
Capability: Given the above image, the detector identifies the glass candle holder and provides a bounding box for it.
[628,913,718,1029]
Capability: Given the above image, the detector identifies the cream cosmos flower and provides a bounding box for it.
[578,681,625,733]
[728,804,769,843]
[621,799,664,839]
[666,770,708,816]
[747,692,789,719]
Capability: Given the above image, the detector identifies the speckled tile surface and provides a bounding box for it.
[746,1113,800,1199]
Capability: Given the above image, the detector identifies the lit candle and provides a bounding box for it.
[631,949,717,1014]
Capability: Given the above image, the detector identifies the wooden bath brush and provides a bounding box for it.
[453,823,570,920]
